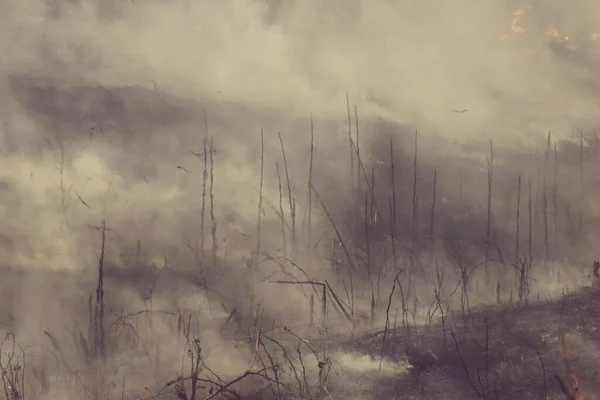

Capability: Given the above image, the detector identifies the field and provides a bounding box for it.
[2,1,600,399]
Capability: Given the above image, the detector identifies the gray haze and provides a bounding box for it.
[0,1,599,399]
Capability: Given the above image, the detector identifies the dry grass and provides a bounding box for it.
[3,84,600,400]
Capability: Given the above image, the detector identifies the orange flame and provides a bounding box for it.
[557,337,592,400]
[501,4,600,44]
[545,28,569,42]
[500,5,532,41]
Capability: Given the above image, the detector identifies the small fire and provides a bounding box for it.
[545,28,569,42]
[556,330,593,400]
[545,29,600,43]
[500,5,532,41]
[500,4,600,44]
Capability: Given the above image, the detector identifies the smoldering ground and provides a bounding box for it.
[0,0,600,399]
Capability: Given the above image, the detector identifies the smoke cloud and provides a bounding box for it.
[0,0,599,398]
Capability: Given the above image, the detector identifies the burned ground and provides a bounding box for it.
[2,3,600,397]
[0,80,599,399]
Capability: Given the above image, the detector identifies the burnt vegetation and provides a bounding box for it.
[1,80,600,400]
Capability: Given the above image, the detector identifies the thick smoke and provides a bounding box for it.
[0,1,599,399]
[2,1,600,140]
